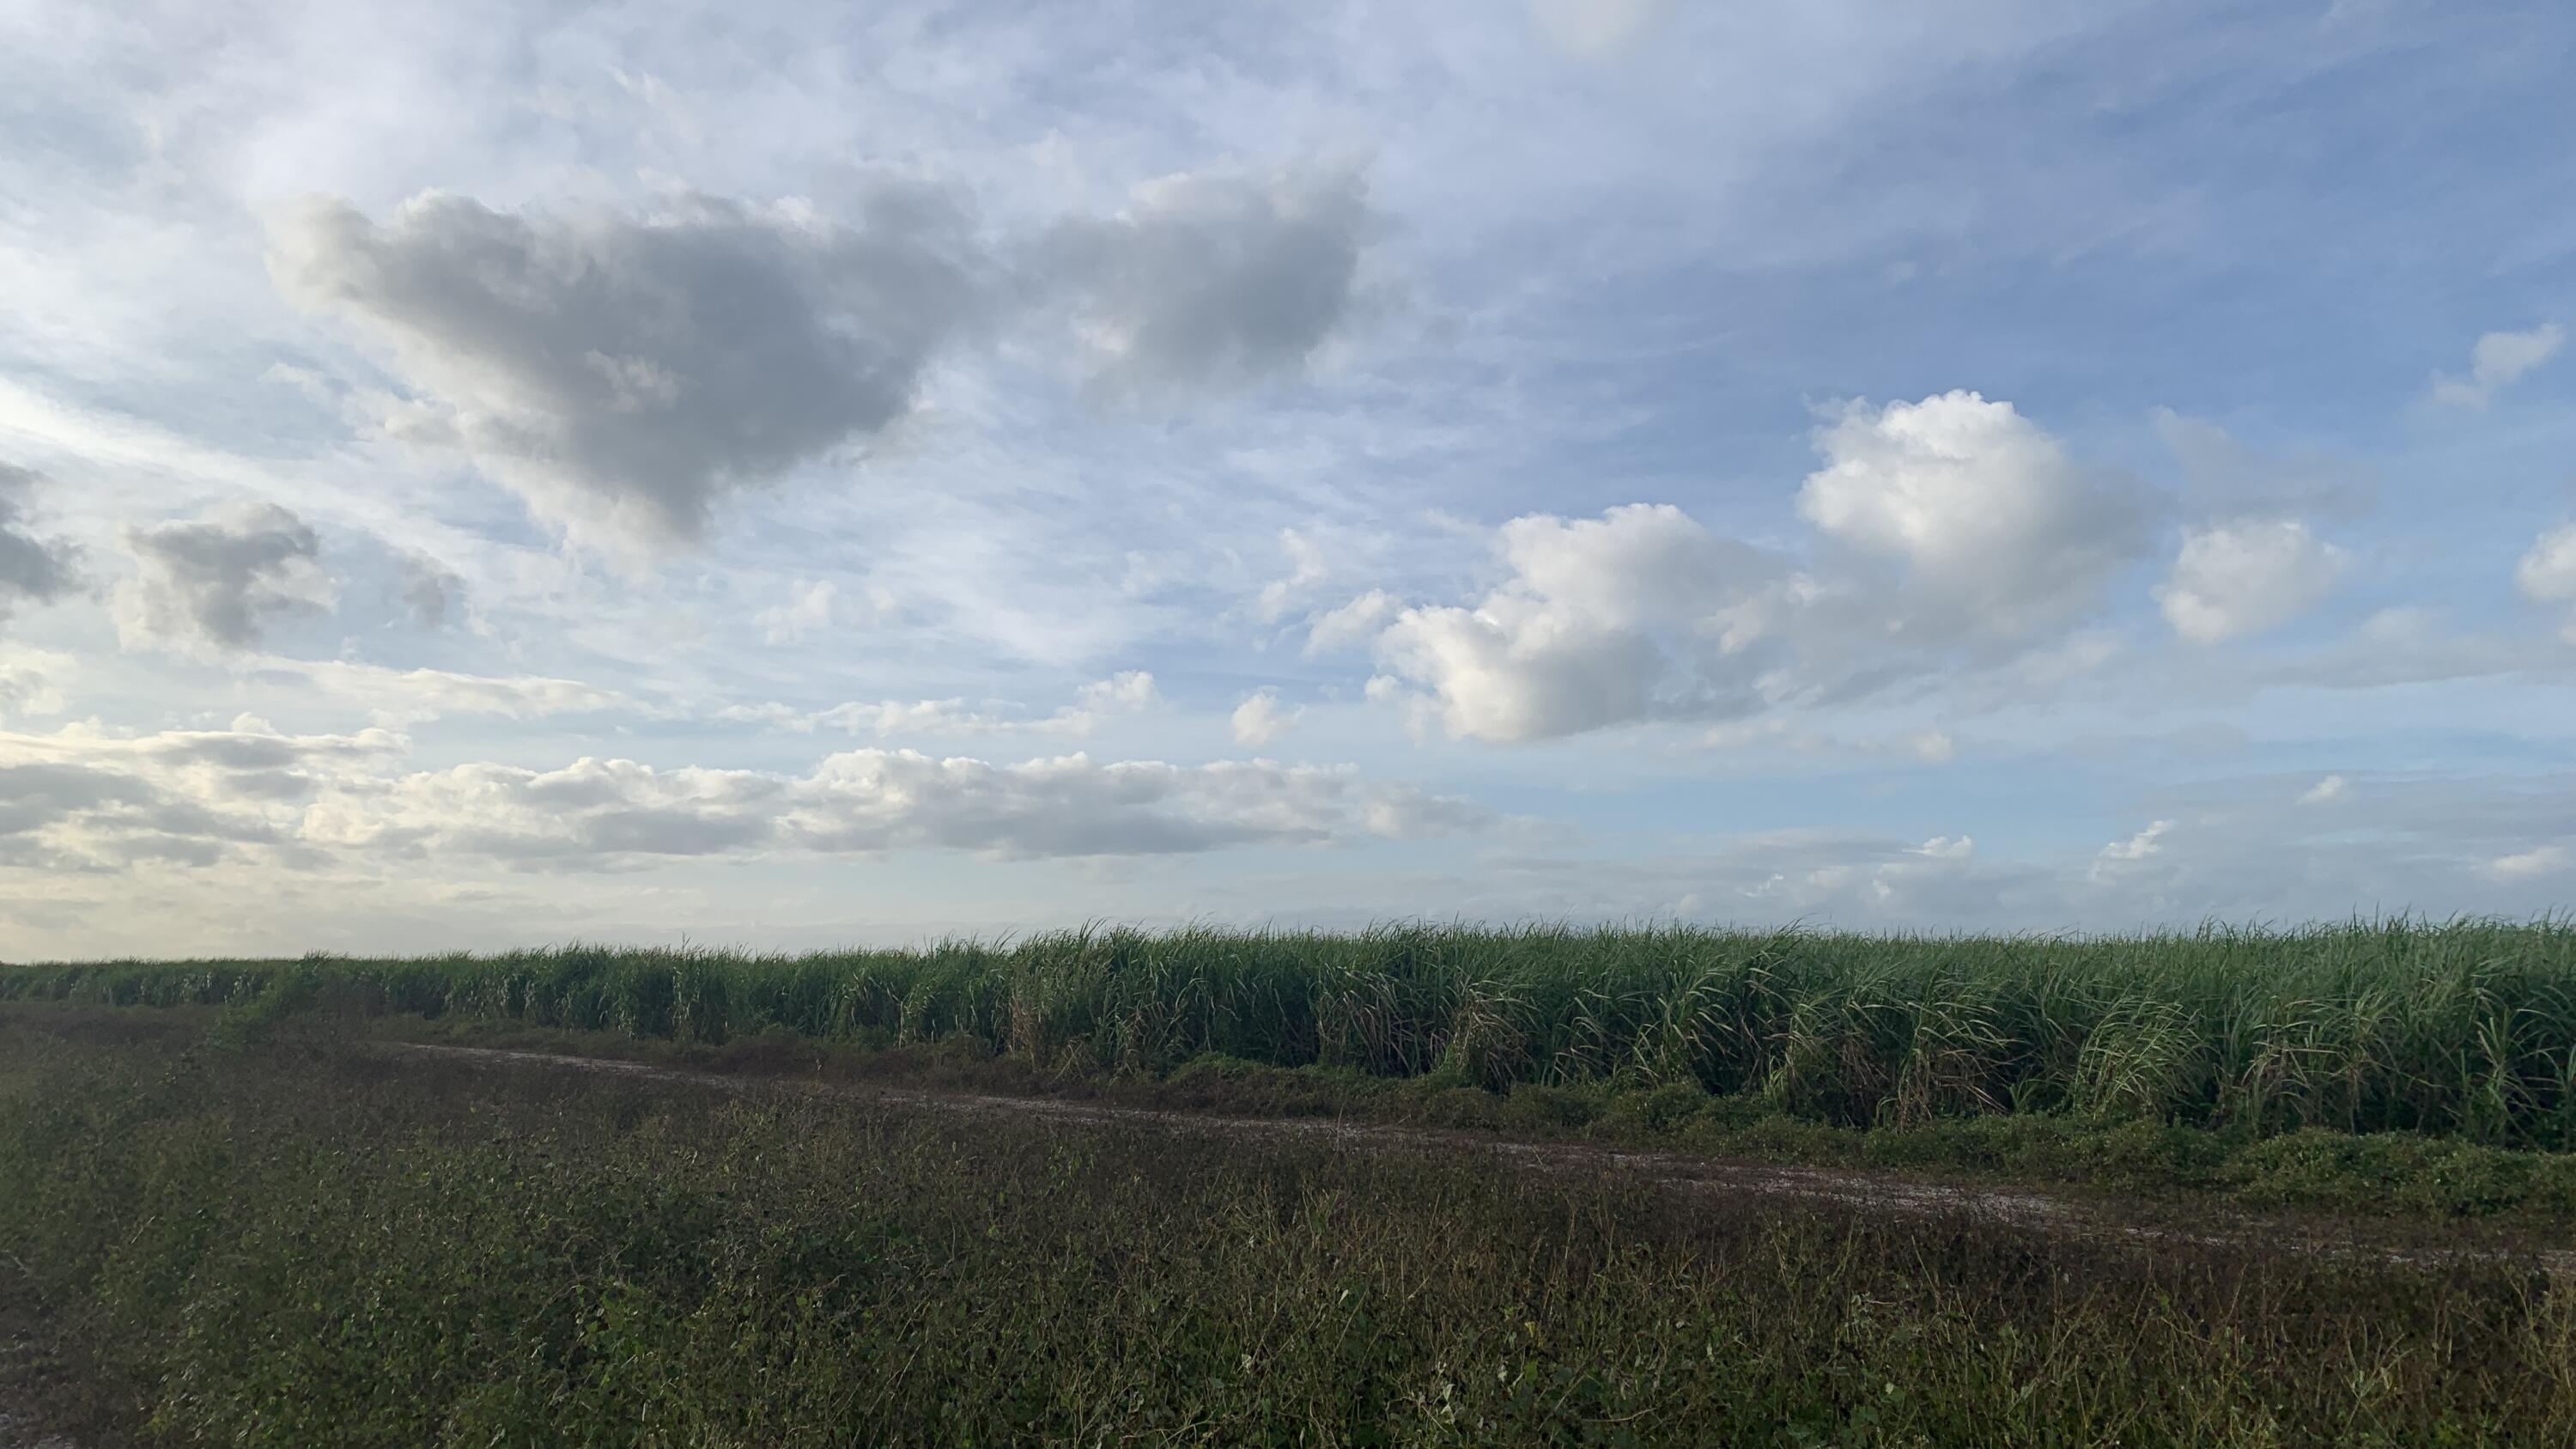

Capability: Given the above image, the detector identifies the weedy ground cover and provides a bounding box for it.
[11,919,2576,1147]
[2,1013,2573,1447]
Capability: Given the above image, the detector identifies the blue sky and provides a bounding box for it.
[2,0,2572,956]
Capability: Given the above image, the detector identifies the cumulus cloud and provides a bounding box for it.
[1797,391,2151,638]
[271,186,993,543]
[1038,166,1375,395]
[2154,518,2346,643]
[2431,323,2564,408]
[1355,393,2154,743]
[0,463,82,623]
[1230,688,1302,746]
[112,502,335,653]
[1070,670,1160,717]
[1375,503,1776,742]
[2517,522,2576,642]
[2300,774,2349,805]
[722,672,1161,739]
[0,721,1485,871]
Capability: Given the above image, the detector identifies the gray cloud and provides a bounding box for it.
[271,186,994,543]
[0,761,160,839]
[1,721,1485,874]
[398,552,463,627]
[270,168,1382,546]
[0,722,401,872]
[113,502,333,652]
[322,748,1486,868]
[2152,411,2379,525]
[0,464,82,623]
[785,752,1485,859]
[1036,166,1376,396]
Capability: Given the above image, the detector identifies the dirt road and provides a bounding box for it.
[386,1039,2576,1277]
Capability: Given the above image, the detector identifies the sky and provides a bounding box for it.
[3,0,2573,958]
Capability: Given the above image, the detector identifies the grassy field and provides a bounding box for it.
[12,920,2576,1148]
[3,1008,2573,1446]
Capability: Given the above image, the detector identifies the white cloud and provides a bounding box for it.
[759,581,841,645]
[1912,834,1973,859]
[1373,503,1773,743]
[0,646,73,723]
[2431,323,2564,408]
[269,660,644,725]
[2154,518,2346,643]
[2489,844,2569,880]
[2516,522,2576,642]
[1798,391,2151,637]
[2090,819,2174,880]
[112,502,336,653]
[1354,393,2154,743]
[1305,589,1399,656]
[1230,688,1303,746]
[2300,774,2349,805]
[1255,528,1331,623]
[1070,670,1160,718]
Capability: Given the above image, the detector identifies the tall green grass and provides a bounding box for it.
[10,918,2576,1147]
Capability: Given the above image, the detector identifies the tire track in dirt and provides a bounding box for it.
[384,1040,2576,1277]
